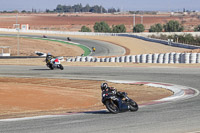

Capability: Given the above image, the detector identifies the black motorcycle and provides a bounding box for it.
[102,91,138,114]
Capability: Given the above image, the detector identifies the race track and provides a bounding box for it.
[0,65,200,133]
[0,34,200,133]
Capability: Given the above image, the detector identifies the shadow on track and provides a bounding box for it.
[81,110,110,114]
[31,69,51,71]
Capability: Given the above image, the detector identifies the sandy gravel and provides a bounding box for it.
[0,77,172,119]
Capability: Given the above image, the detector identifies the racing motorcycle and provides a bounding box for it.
[102,91,138,114]
[46,57,64,70]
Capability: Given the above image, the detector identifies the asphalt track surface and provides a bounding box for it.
[0,34,125,57]
[0,35,200,133]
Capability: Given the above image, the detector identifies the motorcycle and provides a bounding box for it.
[43,35,47,38]
[46,57,64,70]
[67,37,71,41]
[102,91,138,114]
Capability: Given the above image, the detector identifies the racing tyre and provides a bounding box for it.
[60,64,64,70]
[129,100,138,112]
[49,64,54,70]
[105,100,119,114]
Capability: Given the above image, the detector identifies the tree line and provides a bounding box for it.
[80,20,200,33]
[55,4,120,13]
[80,22,126,33]
[81,20,200,46]
[133,20,184,33]
[133,20,200,33]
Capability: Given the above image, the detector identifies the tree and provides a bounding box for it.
[108,8,116,13]
[163,20,184,32]
[56,4,64,13]
[21,10,27,13]
[72,4,82,12]
[184,34,195,44]
[194,25,200,32]
[82,4,90,12]
[80,26,92,32]
[149,23,163,32]
[112,24,126,33]
[133,24,145,33]
[93,21,111,32]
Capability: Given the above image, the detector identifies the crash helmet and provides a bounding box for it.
[101,83,108,91]
[47,53,52,56]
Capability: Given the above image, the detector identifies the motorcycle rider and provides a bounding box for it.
[92,47,96,52]
[101,83,129,111]
[46,53,55,65]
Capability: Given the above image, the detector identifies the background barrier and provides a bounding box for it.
[67,52,200,64]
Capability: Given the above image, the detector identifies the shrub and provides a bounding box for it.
[93,21,111,33]
[163,20,184,32]
[80,26,92,32]
[194,25,200,32]
[149,23,163,32]
[112,24,126,33]
[133,24,145,33]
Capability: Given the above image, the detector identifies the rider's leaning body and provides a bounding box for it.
[46,53,55,64]
[101,83,129,111]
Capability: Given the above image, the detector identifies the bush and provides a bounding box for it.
[194,25,200,32]
[149,23,163,32]
[93,21,111,33]
[80,26,92,32]
[133,24,145,33]
[112,24,126,33]
[150,33,200,46]
[163,20,184,32]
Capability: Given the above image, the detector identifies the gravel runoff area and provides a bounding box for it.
[0,33,199,119]
[0,77,172,119]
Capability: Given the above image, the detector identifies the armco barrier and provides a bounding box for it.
[0,28,117,36]
[197,53,200,63]
[118,33,200,50]
[67,52,200,64]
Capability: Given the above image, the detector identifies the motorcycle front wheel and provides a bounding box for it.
[105,100,119,114]
[128,100,138,112]
[59,64,64,70]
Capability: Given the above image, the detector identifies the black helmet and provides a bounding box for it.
[101,83,108,91]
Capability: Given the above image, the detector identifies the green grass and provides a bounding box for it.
[43,39,91,56]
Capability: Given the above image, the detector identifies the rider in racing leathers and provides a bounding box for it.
[101,83,129,111]
[46,53,55,65]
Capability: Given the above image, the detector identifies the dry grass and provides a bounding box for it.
[0,36,84,56]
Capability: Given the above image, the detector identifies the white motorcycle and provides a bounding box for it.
[46,57,64,70]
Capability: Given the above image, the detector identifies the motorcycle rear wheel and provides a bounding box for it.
[49,64,54,70]
[105,100,119,114]
[129,100,138,112]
